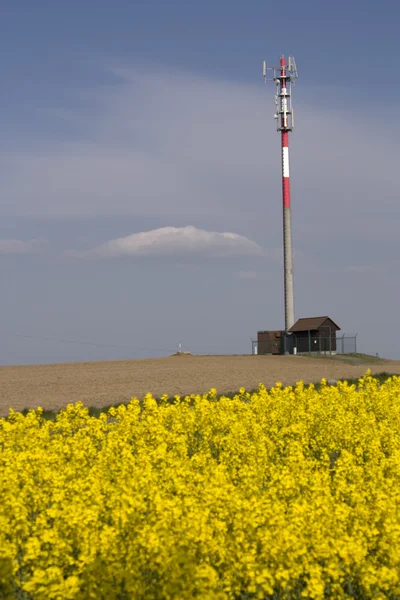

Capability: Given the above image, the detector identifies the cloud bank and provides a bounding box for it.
[0,238,48,255]
[69,226,264,259]
[1,64,399,244]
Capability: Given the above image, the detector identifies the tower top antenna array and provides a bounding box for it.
[262,56,298,132]
[262,55,299,333]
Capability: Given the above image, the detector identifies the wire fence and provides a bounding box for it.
[7,330,358,362]
[252,333,358,356]
[6,331,251,362]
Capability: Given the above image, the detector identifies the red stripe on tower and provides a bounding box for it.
[281,132,291,208]
[280,57,291,209]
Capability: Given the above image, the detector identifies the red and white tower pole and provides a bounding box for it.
[263,55,298,332]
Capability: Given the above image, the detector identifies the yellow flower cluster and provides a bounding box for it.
[1,372,400,599]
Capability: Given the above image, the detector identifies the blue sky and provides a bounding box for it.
[1,0,400,364]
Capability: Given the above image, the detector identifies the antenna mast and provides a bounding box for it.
[262,55,298,332]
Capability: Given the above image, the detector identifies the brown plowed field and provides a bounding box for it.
[1,355,400,415]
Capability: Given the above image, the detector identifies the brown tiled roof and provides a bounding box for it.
[288,316,341,332]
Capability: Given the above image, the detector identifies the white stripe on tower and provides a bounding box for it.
[282,146,289,178]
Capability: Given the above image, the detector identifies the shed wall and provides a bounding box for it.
[257,331,283,355]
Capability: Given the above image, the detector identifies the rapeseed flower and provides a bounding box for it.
[0,373,399,598]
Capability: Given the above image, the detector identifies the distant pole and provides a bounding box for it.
[263,56,298,331]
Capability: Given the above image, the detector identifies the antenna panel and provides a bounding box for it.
[288,56,298,78]
[262,60,267,77]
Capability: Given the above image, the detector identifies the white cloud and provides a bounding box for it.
[0,238,48,255]
[68,226,264,259]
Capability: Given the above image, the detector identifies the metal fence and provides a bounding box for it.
[335,334,358,355]
[252,333,358,356]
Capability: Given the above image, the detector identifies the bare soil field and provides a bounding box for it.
[1,355,400,415]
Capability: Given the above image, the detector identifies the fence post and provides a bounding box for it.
[354,333,358,354]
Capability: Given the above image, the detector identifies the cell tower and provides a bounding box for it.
[262,56,298,332]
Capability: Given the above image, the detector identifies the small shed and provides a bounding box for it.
[257,330,284,355]
[288,316,341,354]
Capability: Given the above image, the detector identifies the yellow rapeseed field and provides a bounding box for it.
[1,372,400,599]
